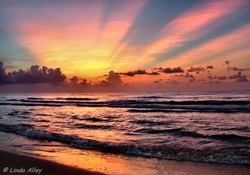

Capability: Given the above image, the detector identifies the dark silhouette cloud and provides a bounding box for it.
[70,76,79,83]
[120,67,183,76]
[0,62,66,85]
[228,67,250,71]
[107,71,123,86]
[208,76,227,80]
[225,60,250,72]
[147,71,160,75]
[187,66,206,73]
[228,72,248,82]
[121,70,147,77]
[69,76,91,87]
[206,65,213,69]
[120,69,160,77]
[218,76,227,80]
[79,79,90,87]
[184,72,195,78]
[98,71,123,87]
[0,61,8,84]
[157,67,184,74]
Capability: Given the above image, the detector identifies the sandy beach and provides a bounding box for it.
[0,149,249,175]
[0,150,105,175]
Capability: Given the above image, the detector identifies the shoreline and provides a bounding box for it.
[0,150,106,175]
[0,148,250,175]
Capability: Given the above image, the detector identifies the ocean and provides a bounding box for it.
[0,91,249,174]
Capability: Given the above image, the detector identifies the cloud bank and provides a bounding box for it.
[0,60,249,92]
[0,62,66,85]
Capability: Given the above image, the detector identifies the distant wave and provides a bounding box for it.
[1,97,249,113]
[5,97,250,105]
[127,108,250,113]
[27,97,46,100]
[137,96,166,99]
[0,102,63,107]
[55,97,98,101]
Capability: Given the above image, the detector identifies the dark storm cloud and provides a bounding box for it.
[0,62,66,85]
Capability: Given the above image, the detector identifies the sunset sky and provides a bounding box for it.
[0,0,250,92]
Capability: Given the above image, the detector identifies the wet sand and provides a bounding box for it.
[0,150,105,175]
[0,149,249,175]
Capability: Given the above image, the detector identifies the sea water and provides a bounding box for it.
[0,91,249,174]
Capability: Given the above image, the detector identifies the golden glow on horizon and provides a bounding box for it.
[10,1,146,78]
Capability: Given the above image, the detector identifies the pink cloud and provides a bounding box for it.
[146,0,248,55]
[120,0,248,70]
[160,24,250,73]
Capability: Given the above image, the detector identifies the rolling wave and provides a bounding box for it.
[133,127,250,144]
[0,123,249,165]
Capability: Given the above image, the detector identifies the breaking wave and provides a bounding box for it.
[0,123,249,165]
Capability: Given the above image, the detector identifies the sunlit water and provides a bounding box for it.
[0,91,249,174]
